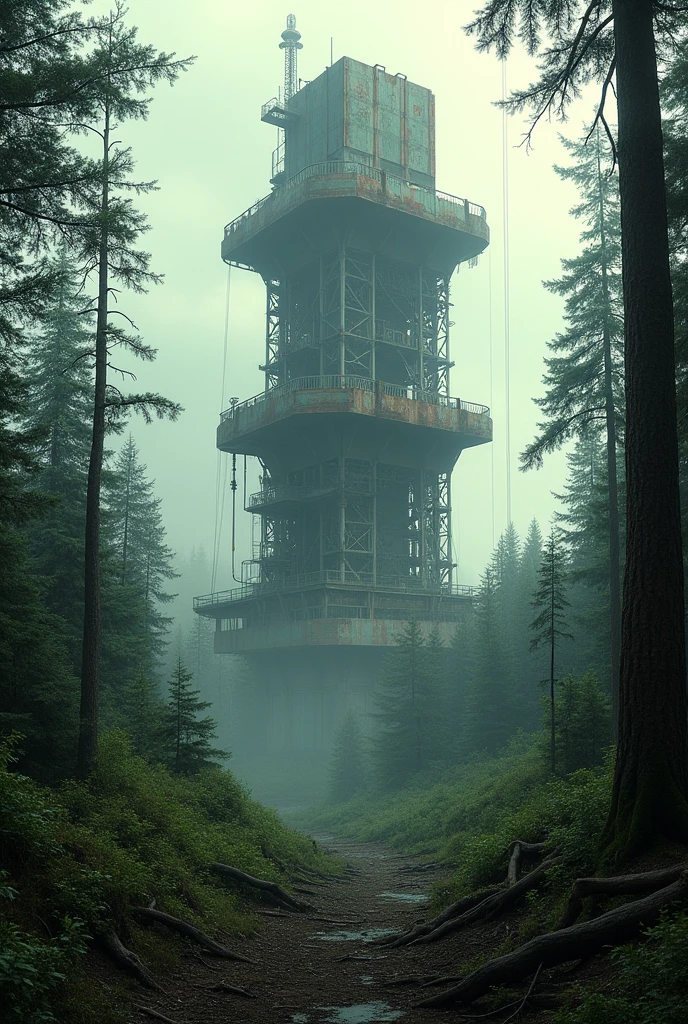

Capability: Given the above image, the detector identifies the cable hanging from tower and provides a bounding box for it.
[501,58,512,529]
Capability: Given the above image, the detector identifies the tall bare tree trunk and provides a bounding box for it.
[77,104,110,778]
[602,0,688,861]
[597,136,622,741]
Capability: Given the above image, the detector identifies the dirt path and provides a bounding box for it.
[128,834,496,1024]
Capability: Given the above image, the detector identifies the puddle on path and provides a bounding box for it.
[377,891,429,904]
[291,1002,404,1023]
[311,927,397,942]
[360,975,374,985]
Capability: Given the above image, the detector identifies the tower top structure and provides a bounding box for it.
[279,14,302,103]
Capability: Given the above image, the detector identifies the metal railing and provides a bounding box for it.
[219,374,490,422]
[194,571,479,611]
[223,160,487,239]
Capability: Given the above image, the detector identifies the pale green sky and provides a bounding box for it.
[87,0,602,589]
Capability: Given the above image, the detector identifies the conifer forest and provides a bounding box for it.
[4,2,688,1023]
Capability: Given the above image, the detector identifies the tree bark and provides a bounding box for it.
[99,930,161,990]
[417,872,688,1008]
[601,0,688,862]
[77,102,110,778]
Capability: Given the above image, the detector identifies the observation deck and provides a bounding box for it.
[217,375,492,471]
[195,572,478,653]
[221,161,489,277]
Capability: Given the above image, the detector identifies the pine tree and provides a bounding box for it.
[521,128,623,732]
[75,4,190,776]
[372,621,441,790]
[530,527,573,774]
[160,659,228,775]
[118,671,165,761]
[328,710,367,803]
[553,672,612,775]
[512,519,545,731]
[22,255,94,668]
[464,567,513,756]
[0,357,77,777]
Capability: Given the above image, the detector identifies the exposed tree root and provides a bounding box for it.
[133,1005,179,1024]
[410,857,564,945]
[131,907,257,963]
[416,871,688,1008]
[374,885,505,948]
[555,863,687,929]
[100,930,162,991]
[209,862,313,912]
[507,841,548,886]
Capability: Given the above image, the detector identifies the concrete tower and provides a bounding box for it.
[194,22,492,800]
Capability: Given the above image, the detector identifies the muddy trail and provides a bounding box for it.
[123,835,556,1024]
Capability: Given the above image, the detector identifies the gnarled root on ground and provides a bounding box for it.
[416,871,688,1008]
[99,930,162,990]
[555,863,688,929]
[131,906,257,963]
[209,862,313,912]
[373,885,505,948]
[376,839,556,950]
[411,856,565,945]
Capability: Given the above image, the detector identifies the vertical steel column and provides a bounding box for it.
[339,449,346,582]
[318,254,325,375]
[339,245,346,381]
[371,254,376,381]
[418,266,424,397]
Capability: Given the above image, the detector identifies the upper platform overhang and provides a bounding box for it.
[221,163,489,277]
[216,379,492,472]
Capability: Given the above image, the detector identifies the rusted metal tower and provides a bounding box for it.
[194,21,492,796]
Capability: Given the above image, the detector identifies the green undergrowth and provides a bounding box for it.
[297,734,613,907]
[552,910,688,1024]
[0,731,339,1023]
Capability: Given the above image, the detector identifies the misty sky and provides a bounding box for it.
[88,0,603,593]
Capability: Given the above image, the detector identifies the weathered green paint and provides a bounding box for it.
[285,58,435,187]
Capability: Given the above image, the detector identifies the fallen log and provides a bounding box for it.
[374,885,505,948]
[411,857,564,945]
[209,862,312,912]
[100,930,161,991]
[555,863,687,929]
[131,907,257,963]
[417,871,688,1008]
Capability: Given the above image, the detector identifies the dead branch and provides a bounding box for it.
[555,863,687,929]
[131,907,257,963]
[209,862,313,912]
[99,931,161,991]
[207,981,256,998]
[417,872,688,1008]
[133,1007,178,1024]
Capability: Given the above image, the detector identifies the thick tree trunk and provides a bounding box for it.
[77,110,110,778]
[601,0,688,862]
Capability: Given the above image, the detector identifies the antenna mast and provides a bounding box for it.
[280,14,302,103]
